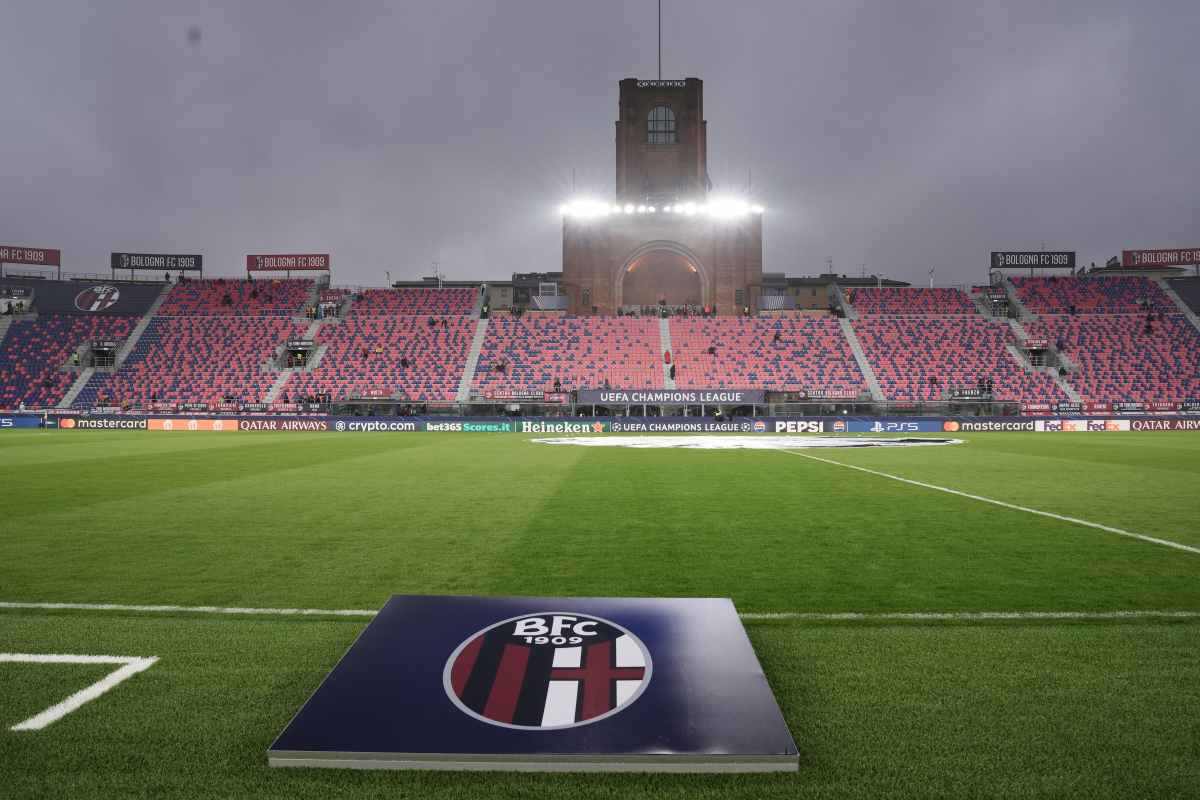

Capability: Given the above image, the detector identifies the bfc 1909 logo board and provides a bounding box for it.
[269,595,798,772]
[444,612,651,730]
[75,285,121,312]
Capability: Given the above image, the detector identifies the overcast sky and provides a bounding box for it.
[3,1,1197,286]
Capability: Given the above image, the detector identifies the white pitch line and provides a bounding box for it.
[738,610,1200,621]
[782,449,1200,556]
[1,653,159,731]
[1,601,1198,624]
[0,601,377,617]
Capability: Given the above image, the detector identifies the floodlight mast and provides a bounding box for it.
[658,0,662,80]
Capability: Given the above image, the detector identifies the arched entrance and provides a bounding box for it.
[614,240,710,310]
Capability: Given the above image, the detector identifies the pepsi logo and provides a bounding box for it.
[444,612,651,730]
[752,420,766,432]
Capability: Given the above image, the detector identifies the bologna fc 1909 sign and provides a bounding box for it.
[444,612,651,730]
[269,595,798,772]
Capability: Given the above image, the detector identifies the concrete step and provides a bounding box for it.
[831,283,856,319]
[1000,277,1033,320]
[58,367,96,409]
[838,317,884,402]
[659,317,675,389]
[1005,316,1031,341]
[115,282,172,367]
[1005,342,1081,403]
[264,370,293,405]
[455,318,490,402]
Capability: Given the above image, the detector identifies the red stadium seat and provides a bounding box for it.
[473,316,662,393]
[0,315,137,408]
[846,287,976,315]
[669,317,865,393]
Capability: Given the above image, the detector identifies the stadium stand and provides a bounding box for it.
[852,316,1068,402]
[352,287,476,316]
[1024,313,1200,403]
[669,316,866,394]
[0,315,136,408]
[1167,277,1200,317]
[472,316,662,393]
[846,287,976,315]
[76,316,307,405]
[155,278,312,317]
[1009,276,1173,315]
[284,315,474,402]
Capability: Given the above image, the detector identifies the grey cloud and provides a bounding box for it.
[1,0,1196,285]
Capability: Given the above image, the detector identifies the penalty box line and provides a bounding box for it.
[1,601,1198,624]
[781,449,1200,557]
[0,653,159,731]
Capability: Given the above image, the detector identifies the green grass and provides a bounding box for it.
[2,429,1199,798]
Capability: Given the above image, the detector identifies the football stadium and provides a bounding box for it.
[3,2,1200,798]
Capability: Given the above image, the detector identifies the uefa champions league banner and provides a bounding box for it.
[576,389,767,405]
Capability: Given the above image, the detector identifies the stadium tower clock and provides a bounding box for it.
[561,78,763,316]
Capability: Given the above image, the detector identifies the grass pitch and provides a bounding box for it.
[2,429,1199,798]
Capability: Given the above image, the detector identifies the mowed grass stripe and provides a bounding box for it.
[1,612,1197,799]
[0,433,590,609]
[780,448,1200,555]
[810,431,1200,547]
[478,442,1200,612]
[4,431,1200,612]
[0,431,431,517]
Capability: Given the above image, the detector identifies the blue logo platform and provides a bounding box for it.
[269,595,798,772]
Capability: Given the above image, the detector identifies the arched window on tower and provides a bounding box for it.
[647,105,677,144]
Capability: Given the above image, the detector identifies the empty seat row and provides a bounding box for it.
[669,317,866,393]
[352,287,477,316]
[1010,276,1173,315]
[1024,313,1200,403]
[285,315,473,402]
[847,287,976,315]
[852,316,1068,403]
[0,315,136,408]
[78,316,306,405]
[156,279,312,316]
[473,317,662,393]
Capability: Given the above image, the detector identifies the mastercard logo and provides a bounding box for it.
[60,418,76,429]
[942,421,960,432]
